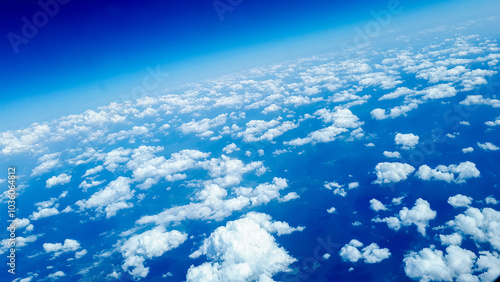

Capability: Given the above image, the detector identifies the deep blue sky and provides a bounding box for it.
[0,0,497,130]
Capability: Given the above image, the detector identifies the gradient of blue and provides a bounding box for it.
[0,0,495,130]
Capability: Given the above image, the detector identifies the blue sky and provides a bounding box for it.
[0,0,498,130]
[1,2,500,279]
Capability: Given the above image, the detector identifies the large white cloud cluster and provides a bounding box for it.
[339,239,391,264]
[394,133,419,150]
[186,212,302,281]
[373,198,436,236]
[415,161,480,183]
[120,226,188,278]
[373,162,415,184]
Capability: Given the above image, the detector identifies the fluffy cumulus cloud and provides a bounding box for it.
[420,83,457,100]
[126,146,210,189]
[460,95,500,108]
[201,155,265,188]
[179,114,227,136]
[186,212,302,281]
[370,199,388,211]
[43,239,81,257]
[237,119,298,142]
[286,107,364,146]
[485,116,500,127]
[373,162,415,184]
[339,239,391,264]
[462,147,474,153]
[477,142,499,151]
[30,207,59,221]
[76,177,134,218]
[370,103,418,120]
[286,125,348,146]
[31,153,61,176]
[48,271,65,279]
[394,133,419,150]
[447,207,500,251]
[222,143,239,154]
[383,151,401,158]
[379,87,414,101]
[137,177,289,226]
[415,161,480,183]
[0,235,38,255]
[448,194,473,208]
[373,198,436,236]
[120,226,188,278]
[314,108,363,128]
[46,173,71,188]
[403,245,477,282]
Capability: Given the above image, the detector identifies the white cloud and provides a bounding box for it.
[395,133,419,150]
[447,207,500,251]
[201,155,264,188]
[9,218,31,230]
[104,147,132,172]
[379,87,414,100]
[439,233,463,246]
[138,177,288,226]
[420,84,457,100]
[485,116,500,127]
[286,125,347,146]
[370,103,418,120]
[76,177,134,218]
[448,194,473,208]
[238,119,298,142]
[476,251,500,281]
[262,104,281,114]
[126,146,210,189]
[75,249,87,259]
[348,182,359,189]
[462,147,474,153]
[78,180,104,190]
[370,199,388,211]
[48,271,65,279]
[314,108,363,128]
[383,151,401,158]
[404,245,477,282]
[339,240,391,264]
[30,207,59,220]
[0,235,37,255]
[179,114,227,136]
[477,142,499,151]
[415,162,480,183]
[278,192,300,202]
[46,173,71,188]
[186,212,301,281]
[120,226,187,279]
[485,196,498,205]
[327,207,336,214]
[373,198,436,236]
[373,162,415,184]
[222,143,239,154]
[460,95,500,108]
[82,165,104,177]
[43,239,81,257]
[31,153,61,176]
[0,124,50,155]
